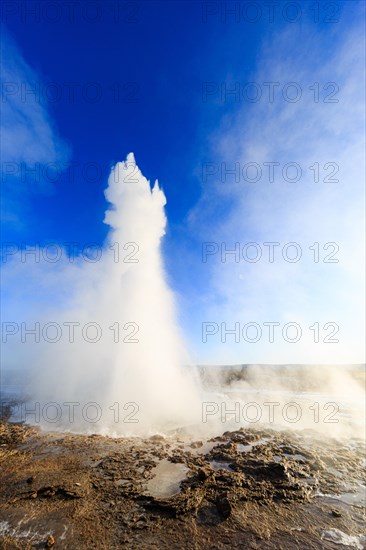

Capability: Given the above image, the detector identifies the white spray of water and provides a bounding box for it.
[2,154,364,441]
[29,153,202,435]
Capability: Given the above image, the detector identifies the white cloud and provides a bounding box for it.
[189,19,365,364]
[0,28,71,225]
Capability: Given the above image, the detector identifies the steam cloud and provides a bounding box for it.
[2,154,364,440]
[25,154,202,435]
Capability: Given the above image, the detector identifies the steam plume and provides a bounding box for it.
[29,153,201,435]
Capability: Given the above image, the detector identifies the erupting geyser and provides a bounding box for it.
[31,153,201,435]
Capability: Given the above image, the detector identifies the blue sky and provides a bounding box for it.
[1,1,365,365]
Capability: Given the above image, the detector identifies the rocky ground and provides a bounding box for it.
[0,411,365,549]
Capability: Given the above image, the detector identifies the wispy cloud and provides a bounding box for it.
[188,14,365,364]
[1,27,71,226]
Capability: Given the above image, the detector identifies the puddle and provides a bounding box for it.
[283,453,306,460]
[209,461,234,472]
[316,484,366,507]
[144,459,188,498]
[337,485,366,507]
[187,441,216,456]
[237,443,253,452]
[327,466,344,478]
[321,528,365,549]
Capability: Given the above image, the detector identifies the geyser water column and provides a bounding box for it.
[101,153,201,434]
[29,153,201,436]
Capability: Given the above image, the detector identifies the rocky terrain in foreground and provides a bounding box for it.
[0,412,365,549]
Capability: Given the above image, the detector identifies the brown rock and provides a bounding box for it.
[216,495,232,519]
[46,534,55,547]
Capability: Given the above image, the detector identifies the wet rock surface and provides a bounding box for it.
[0,418,365,549]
